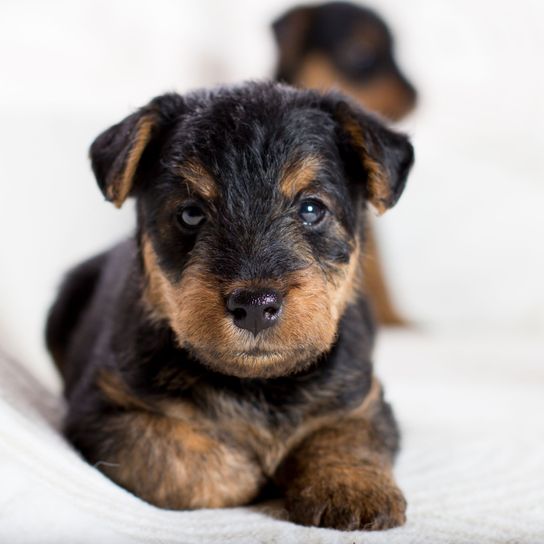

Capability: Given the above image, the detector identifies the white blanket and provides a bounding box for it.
[1,331,543,544]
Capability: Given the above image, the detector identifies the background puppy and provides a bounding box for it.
[46,81,413,531]
[272,2,417,325]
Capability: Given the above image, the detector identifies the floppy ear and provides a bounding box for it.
[90,93,185,208]
[326,96,414,214]
[272,6,314,83]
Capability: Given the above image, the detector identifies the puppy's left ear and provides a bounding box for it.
[90,93,185,208]
[326,96,414,214]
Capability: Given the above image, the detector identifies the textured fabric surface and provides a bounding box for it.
[0,330,543,543]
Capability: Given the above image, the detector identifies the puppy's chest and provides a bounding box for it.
[159,388,343,477]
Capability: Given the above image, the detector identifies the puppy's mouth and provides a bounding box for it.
[235,348,284,358]
[185,342,320,379]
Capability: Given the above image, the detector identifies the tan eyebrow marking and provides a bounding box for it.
[178,160,218,200]
[279,155,322,198]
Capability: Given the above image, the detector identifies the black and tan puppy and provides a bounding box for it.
[46,82,413,531]
[273,2,416,120]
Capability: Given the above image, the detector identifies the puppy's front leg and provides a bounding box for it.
[277,391,406,531]
[67,407,264,510]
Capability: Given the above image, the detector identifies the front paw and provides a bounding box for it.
[285,468,406,531]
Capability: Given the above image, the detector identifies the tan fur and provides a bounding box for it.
[362,225,406,325]
[283,457,406,530]
[108,115,155,208]
[98,409,263,509]
[97,370,151,411]
[178,160,218,200]
[349,74,415,122]
[295,53,414,121]
[142,235,360,378]
[279,155,321,198]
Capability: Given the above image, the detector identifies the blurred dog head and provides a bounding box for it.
[90,82,413,378]
[273,2,417,120]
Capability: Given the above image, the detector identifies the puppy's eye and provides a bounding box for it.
[298,199,326,226]
[175,205,206,230]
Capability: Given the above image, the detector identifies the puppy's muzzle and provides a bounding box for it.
[226,288,283,336]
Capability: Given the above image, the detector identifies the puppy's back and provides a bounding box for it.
[46,240,135,395]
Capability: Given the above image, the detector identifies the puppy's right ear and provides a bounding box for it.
[272,6,315,83]
[90,93,185,208]
[321,93,414,214]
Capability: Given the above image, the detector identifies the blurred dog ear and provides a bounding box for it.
[272,6,315,83]
[324,94,414,213]
[90,93,185,208]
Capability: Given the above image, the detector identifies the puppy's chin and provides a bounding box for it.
[185,344,323,379]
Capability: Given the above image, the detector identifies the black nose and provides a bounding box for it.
[226,288,283,336]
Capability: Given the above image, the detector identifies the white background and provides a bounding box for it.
[0,0,543,386]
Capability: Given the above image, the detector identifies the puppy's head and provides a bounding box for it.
[90,82,413,378]
[272,2,417,121]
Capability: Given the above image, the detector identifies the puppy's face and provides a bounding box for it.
[90,83,413,378]
[273,3,417,121]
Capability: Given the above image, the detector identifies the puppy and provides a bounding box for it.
[273,2,417,325]
[272,2,416,120]
[46,81,413,531]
